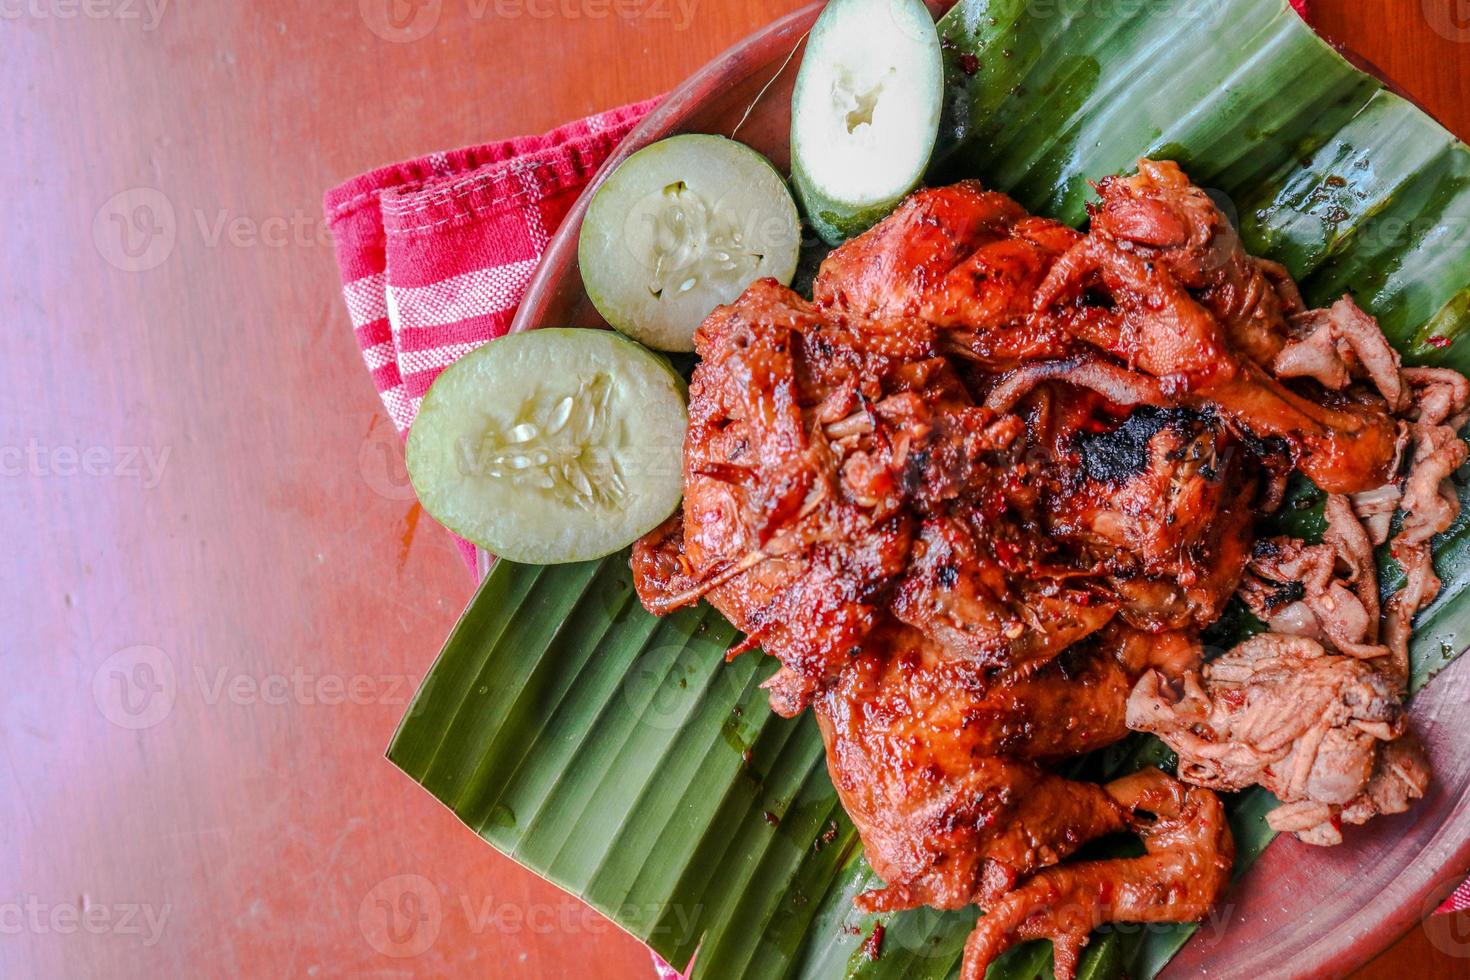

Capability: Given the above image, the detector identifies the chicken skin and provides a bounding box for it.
[633,279,1030,711]
[961,767,1234,979]
[1089,158,1295,368]
[815,181,1082,368]
[821,623,1200,912]
[1131,369,1466,844]
[1036,231,1400,493]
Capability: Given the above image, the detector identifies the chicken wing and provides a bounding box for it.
[815,181,1082,369]
[1089,158,1293,368]
[1036,234,1400,493]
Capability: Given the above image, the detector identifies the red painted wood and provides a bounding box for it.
[2,1,1465,977]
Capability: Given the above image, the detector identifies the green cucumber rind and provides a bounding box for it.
[790,162,927,245]
[789,0,944,245]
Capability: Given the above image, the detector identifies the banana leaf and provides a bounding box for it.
[387,0,1470,976]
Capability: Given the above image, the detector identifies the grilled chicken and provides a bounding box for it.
[1135,364,1466,845]
[1129,633,1407,844]
[1035,231,1400,494]
[961,767,1234,979]
[1045,403,1258,629]
[632,159,1467,977]
[1089,158,1294,368]
[814,181,1081,369]
[819,623,1200,911]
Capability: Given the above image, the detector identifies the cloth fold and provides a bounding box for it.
[325,97,658,435]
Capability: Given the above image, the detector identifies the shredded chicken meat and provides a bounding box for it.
[1131,322,1466,846]
[630,158,1468,978]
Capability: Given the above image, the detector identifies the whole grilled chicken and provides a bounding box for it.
[632,160,1464,978]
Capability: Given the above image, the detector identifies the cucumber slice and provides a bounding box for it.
[406,329,687,565]
[578,134,801,352]
[791,0,943,244]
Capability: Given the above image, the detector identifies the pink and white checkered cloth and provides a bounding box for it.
[324,96,656,434]
[324,97,657,567]
[322,0,1463,934]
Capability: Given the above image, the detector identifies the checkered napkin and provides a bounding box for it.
[323,97,659,567]
[322,0,1463,934]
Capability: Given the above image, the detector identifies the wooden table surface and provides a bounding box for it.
[6,1,1470,977]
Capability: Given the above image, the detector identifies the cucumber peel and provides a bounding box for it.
[791,0,944,244]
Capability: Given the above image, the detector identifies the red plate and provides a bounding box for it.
[506,3,1470,975]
